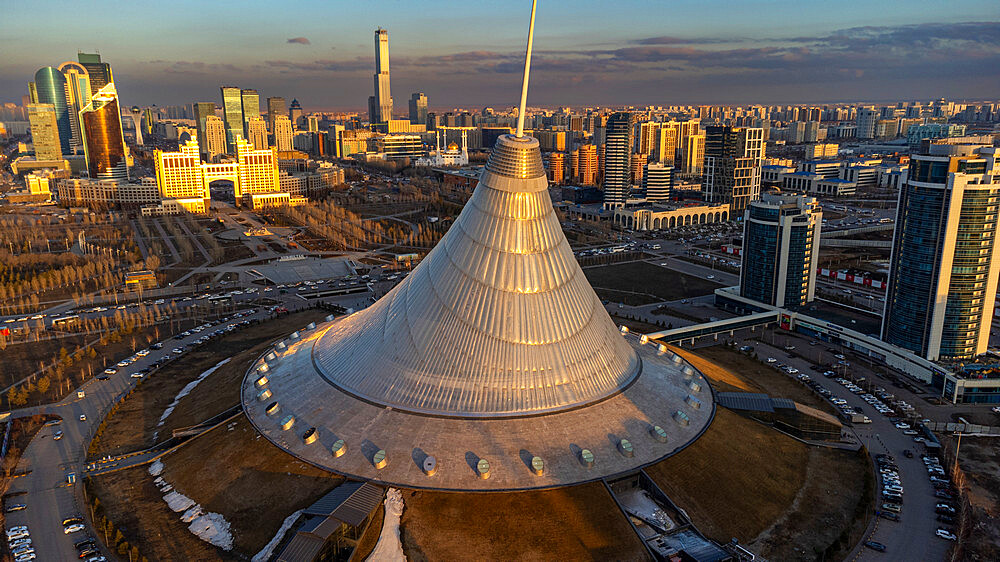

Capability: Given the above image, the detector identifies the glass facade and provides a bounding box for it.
[220,86,243,152]
[740,196,818,307]
[601,112,634,208]
[33,67,70,153]
[81,86,126,179]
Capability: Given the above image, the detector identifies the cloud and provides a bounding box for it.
[287,37,311,45]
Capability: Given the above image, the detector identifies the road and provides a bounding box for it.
[2,288,375,561]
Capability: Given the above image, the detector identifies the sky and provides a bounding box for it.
[2,0,999,111]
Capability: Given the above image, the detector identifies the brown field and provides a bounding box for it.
[400,482,649,561]
[89,309,328,459]
[942,436,1000,561]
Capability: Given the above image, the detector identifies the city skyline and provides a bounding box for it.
[2,1,999,109]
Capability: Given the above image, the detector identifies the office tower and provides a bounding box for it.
[203,116,227,160]
[220,86,243,152]
[288,98,303,129]
[77,53,112,96]
[630,153,646,185]
[241,89,260,138]
[702,126,763,214]
[368,28,393,123]
[882,142,1000,361]
[266,97,286,131]
[643,163,672,203]
[739,193,821,308]
[234,136,279,204]
[546,152,565,184]
[32,67,70,153]
[247,117,269,150]
[682,133,704,175]
[154,139,207,200]
[27,104,62,161]
[856,107,878,139]
[655,124,678,165]
[272,115,293,152]
[306,115,319,132]
[409,92,428,125]
[58,62,91,149]
[193,102,216,159]
[80,84,128,180]
[601,112,634,209]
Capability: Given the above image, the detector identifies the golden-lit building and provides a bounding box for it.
[203,115,227,160]
[154,140,207,201]
[247,117,269,151]
[273,115,293,152]
[80,84,129,180]
[546,151,565,184]
[630,153,646,185]
[571,143,598,185]
[235,136,280,203]
[682,133,705,175]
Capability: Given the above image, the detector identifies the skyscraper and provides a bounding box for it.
[193,102,216,160]
[58,61,91,150]
[739,193,821,308]
[601,112,634,209]
[27,104,62,161]
[288,98,303,129]
[266,96,286,131]
[247,117,269,150]
[643,162,673,203]
[655,124,678,165]
[368,28,393,123]
[409,92,428,125]
[220,86,243,153]
[702,126,763,214]
[682,133,705,175]
[80,83,128,180]
[882,142,1000,361]
[203,115,227,160]
[77,53,112,96]
[241,89,260,139]
[32,67,70,153]
[272,115,293,152]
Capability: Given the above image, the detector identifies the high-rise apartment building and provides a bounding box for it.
[409,92,428,126]
[272,115,293,152]
[643,163,672,203]
[571,143,598,186]
[368,28,393,123]
[241,89,260,139]
[856,107,878,140]
[602,112,634,209]
[682,133,705,175]
[655,125,678,165]
[27,104,63,161]
[630,153,646,185]
[546,152,565,184]
[31,67,70,153]
[636,121,659,156]
[740,193,821,307]
[703,126,763,214]
[266,97,286,131]
[80,84,128,180]
[58,62,91,150]
[220,86,243,152]
[193,102,216,160]
[882,142,1000,361]
[247,117,269,150]
[77,53,112,96]
[203,116,227,160]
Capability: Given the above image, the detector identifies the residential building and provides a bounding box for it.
[601,112,634,209]
[702,126,763,215]
[681,133,704,175]
[805,143,838,159]
[408,92,428,125]
[655,125,678,165]
[740,193,821,307]
[571,143,599,186]
[630,153,646,185]
[643,162,672,203]
[247,117,269,150]
[906,123,967,150]
[856,107,878,139]
[546,152,565,184]
[203,116,227,160]
[882,142,1000,361]
[273,115,293,152]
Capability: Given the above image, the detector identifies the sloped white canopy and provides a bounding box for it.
[312,134,640,417]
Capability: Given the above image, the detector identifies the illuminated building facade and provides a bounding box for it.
[80,84,128,180]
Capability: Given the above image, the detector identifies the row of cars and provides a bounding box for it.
[6,525,35,561]
[865,453,904,552]
[922,454,959,542]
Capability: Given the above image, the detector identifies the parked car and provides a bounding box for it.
[935,529,957,541]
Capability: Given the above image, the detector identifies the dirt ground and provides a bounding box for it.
[0,334,93,387]
[89,309,328,458]
[585,261,723,305]
[676,344,839,416]
[400,482,649,561]
[942,436,1000,561]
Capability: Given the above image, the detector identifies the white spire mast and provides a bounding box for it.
[515,0,538,138]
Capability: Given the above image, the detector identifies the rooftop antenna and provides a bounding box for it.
[515,0,537,138]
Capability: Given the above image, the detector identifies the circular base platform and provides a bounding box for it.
[242,320,714,491]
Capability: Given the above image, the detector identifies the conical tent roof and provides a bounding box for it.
[313,134,640,417]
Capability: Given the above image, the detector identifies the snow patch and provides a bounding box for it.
[189,512,234,550]
[164,491,196,512]
[148,460,164,476]
[181,505,204,523]
[366,488,405,562]
[252,509,303,562]
[156,358,231,428]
